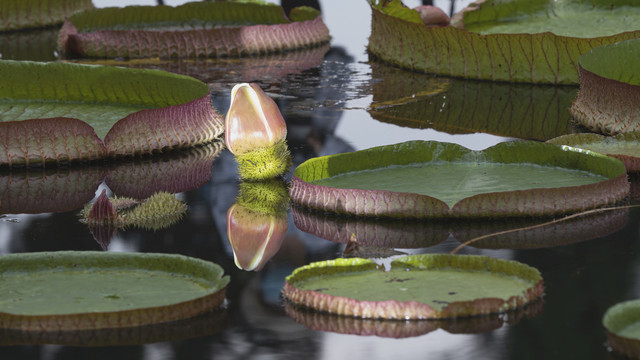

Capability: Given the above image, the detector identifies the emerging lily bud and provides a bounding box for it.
[87,189,117,226]
[414,5,450,26]
[225,83,292,180]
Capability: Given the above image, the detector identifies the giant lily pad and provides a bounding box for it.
[1,0,93,31]
[367,0,640,84]
[569,39,640,134]
[289,140,629,219]
[368,61,575,140]
[58,2,330,59]
[0,60,223,166]
[547,132,640,172]
[0,251,229,331]
[282,254,543,319]
[603,299,640,358]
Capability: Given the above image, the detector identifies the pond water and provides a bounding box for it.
[1,1,640,359]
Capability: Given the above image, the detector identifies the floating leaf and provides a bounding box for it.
[289,140,629,218]
[368,61,575,140]
[367,0,640,84]
[547,132,640,172]
[569,39,640,134]
[0,60,223,166]
[58,2,330,59]
[0,0,93,31]
[0,251,229,331]
[603,299,640,358]
[282,254,543,319]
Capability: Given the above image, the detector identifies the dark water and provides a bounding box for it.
[1,1,639,359]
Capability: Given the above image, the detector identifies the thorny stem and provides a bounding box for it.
[450,204,640,254]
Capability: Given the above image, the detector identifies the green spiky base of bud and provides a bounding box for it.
[236,179,290,215]
[235,139,292,181]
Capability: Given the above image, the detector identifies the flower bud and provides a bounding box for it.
[414,5,449,26]
[225,83,287,155]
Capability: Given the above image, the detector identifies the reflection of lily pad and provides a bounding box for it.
[547,133,640,172]
[368,61,575,140]
[603,299,640,358]
[1,0,93,31]
[569,39,640,134]
[58,2,330,59]
[290,140,629,218]
[0,28,58,61]
[284,297,543,338]
[0,60,222,166]
[0,142,222,215]
[367,0,640,84]
[0,251,229,331]
[282,254,543,319]
[0,308,227,346]
[292,205,628,251]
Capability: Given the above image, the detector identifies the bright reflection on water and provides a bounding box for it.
[1,1,640,360]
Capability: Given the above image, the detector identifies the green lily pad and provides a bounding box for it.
[289,140,629,218]
[368,61,576,140]
[547,132,640,172]
[1,0,93,31]
[367,0,640,84]
[282,254,543,319]
[0,251,229,331]
[0,60,223,166]
[569,39,640,134]
[603,299,640,358]
[58,2,330,59]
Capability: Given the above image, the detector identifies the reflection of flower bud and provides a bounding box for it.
[414,5,449,26]
[226,203,287,271]
[224,83,292,180]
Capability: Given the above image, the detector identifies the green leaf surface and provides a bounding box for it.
[0,251,229,330]
[0,0,93,31]
[579,39,640,86]
[290,140,629,218]
[548,133,640,172]
[367,0,640,83]
[283,254,543,319]
[603,299,640,358]
[0,60,222,165]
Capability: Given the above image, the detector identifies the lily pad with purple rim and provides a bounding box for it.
[1,0,93,31]
[58,2,330,59]
[282,254,543,319]
[0,251,229,331]
[547,132,640,172]
[289,140,629,219]
[367,0,640,84]
[603,299,640,358]
[0,60,223,166]
[569,39,640,134]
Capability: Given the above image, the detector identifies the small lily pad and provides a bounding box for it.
[603,299,640,358]
[0,60,223,166]
[0,251,229,331]
[282,254,543,319]
[58,2,330,59]
[569,39,640,135]
[547,133,640,172]
[368,0,640,84]
[289,140,629,218]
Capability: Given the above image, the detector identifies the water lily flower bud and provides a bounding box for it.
[414,5,450,26]
[225,83,292,180]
